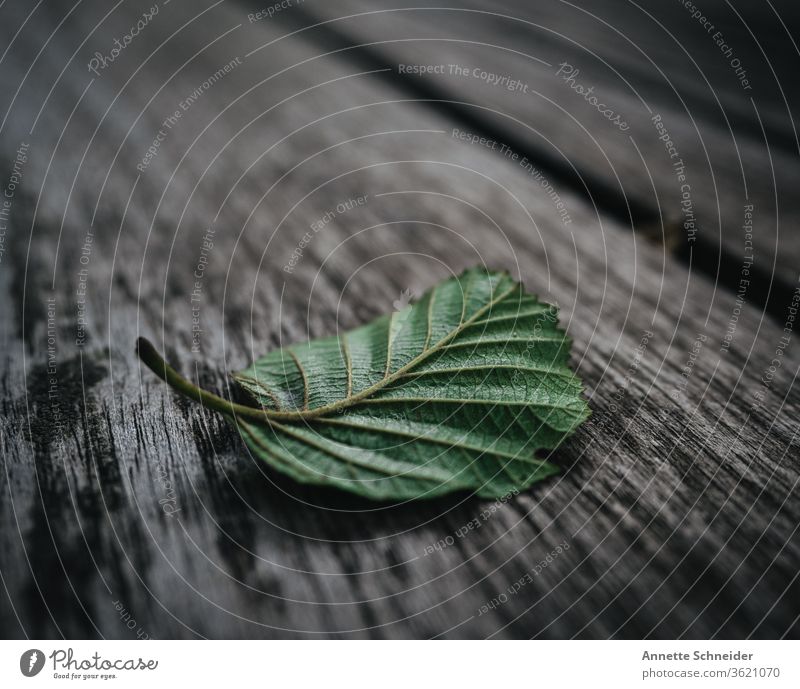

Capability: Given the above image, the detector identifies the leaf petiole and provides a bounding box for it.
[135,337,269,423]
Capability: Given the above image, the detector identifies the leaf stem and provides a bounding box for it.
[137,276,522,423]
[135,337,269,422]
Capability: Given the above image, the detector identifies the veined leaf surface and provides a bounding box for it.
[138,268,589,501]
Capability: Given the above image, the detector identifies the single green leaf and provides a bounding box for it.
[137,267,589,501]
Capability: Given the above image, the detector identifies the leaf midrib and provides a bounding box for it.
[245,277,521,422]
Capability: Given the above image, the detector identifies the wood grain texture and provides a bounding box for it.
[293,0,800,310]
[0,0,798,639]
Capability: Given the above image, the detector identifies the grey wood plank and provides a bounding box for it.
[291,0,800,311]
[0,0,798,639]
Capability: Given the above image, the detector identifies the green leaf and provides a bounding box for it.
[137,267,589,501]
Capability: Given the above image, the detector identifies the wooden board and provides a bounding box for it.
[0,0,798,639]
[289,0,800,316]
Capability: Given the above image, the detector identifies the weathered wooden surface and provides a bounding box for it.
[0,0,798,639]
[295,0,800,314]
